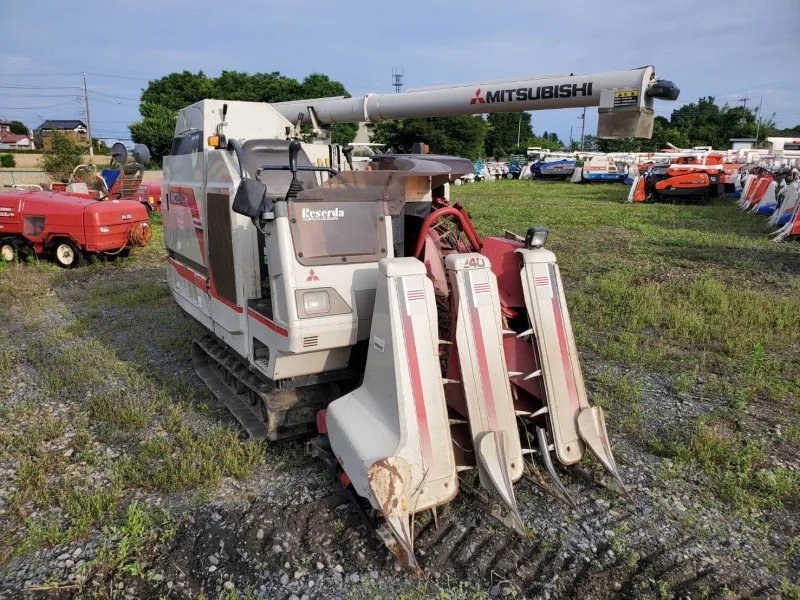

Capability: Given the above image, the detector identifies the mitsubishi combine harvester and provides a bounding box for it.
[162,66,680,570]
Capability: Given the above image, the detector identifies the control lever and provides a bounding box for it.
[285,140,304,201]
[343,145,354,171]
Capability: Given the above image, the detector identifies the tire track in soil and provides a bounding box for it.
[152,491,763,600]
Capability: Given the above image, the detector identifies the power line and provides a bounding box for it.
[90,89,140,102]
[0,100,79,110]
[0,72,82,78]
[0,84,80,90]
[91,97,139,107]
[87,72,152,81]
[0,92,82,98]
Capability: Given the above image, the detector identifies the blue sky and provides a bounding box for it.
[2,0,799,146]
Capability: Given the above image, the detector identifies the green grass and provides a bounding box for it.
[457,183,800,400]
[88,279,170,308]
[649,417,799,510]
[0,224,262,565]
[454,181,800,512]
[113,424,264,492]
[1,181,798,586]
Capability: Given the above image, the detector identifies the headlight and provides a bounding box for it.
[100,226,110,233]
[524,226,549,249]
[303,291,330,315]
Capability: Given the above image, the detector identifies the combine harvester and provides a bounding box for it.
[626,151,736,203]
[570,155,627,183]
[528,152,577,180]
[738,167,800,241]
[162,66,680,569]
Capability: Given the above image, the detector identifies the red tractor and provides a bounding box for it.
[0,190,151,267]
[0,144,152,267]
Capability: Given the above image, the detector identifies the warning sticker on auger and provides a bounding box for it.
[613,90,639,107]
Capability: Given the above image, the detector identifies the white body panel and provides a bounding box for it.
[445,253,523,485]
[516,248,585,465]
[164,100,384,383]
[326,258,458,510]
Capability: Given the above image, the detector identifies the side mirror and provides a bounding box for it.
[232,178,267,219]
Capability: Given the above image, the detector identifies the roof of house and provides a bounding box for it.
[729,138,757,142]
[35,119,87,131]
[0,133,29,143]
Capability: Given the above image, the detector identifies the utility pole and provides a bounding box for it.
[517,114,522,147]
[579,107,586,151]
[754,98,763,147]
[569,126,573,150]
[738,94,749,125]
[82,70,93,157]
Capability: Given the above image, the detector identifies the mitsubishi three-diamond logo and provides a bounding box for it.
[470,88,485,104]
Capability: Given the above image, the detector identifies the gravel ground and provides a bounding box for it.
[0,244,797,599]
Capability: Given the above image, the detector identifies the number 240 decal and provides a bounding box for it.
[462,257,485,269]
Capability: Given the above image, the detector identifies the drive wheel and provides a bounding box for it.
[54,240,83,268]
[1,243,15,262]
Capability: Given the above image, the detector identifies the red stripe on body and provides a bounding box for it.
[247,308,288,337]
[167,257,207,289]
[168,256,243,315]
[469,305,498,430]
[399,289,434,469]
[213,294,243,314]
[548,268,579,414]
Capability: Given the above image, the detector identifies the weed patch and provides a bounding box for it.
[113,425,263,492]
[651,418,799,510]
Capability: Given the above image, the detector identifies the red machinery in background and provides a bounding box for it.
[0,190,151,267]
[629,152,737,203]
[0,145,152,267]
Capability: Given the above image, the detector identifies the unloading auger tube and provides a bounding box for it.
[274,66,679,139]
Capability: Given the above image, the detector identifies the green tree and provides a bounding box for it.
[129,103,177,165]
[133,70,359,163]
[8,120,28,136]
[373,116,487,160]
[39,131,85,182]
[774,124,800,136]
[485,112,532,158]
[665,97,768,149]
[297,73,358,146]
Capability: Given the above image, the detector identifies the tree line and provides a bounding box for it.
[129,71,358,163]
[128,71,800,163]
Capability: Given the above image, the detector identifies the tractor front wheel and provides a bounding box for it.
[54,240,83,268]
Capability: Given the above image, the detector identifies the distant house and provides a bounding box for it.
[0,120,12,134]
[0,133,34,150]
[730,138,757,151]
[34,119,89,150]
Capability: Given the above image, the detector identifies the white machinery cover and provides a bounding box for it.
[325,258,457,563]
[516,247,624,489]
[445,253,524,526]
